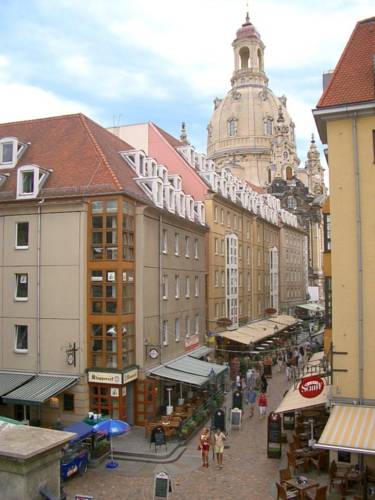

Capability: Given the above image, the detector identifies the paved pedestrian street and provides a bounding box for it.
[64,369,290,500]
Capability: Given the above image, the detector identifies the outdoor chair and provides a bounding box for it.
[305,485,328,500]
[275,482,298,499]
[279,469,298,495]
[287,451,308,474]
[329,460,347,495]
[310,451,329,472]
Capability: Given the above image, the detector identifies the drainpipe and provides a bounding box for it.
[37,199,44,375]
[159,214,163,365]
[352,114,364,405]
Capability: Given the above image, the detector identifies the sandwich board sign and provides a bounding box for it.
[154,471,170,499]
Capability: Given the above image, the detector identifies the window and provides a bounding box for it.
[162,275,168,299]
[21,171,34,193]
[16,165,49,199]
[221,271,225,287]
[185,276,190,297]
[184,236,190,257]
[214,206,218,222]
[16,222,29,249]
[227,211,231,227]
[90,322,135,369]
[214,238,219,255]
[0,137,25,166]
[247,246,251,264]
[122,200,135,260]
[1,141,14,164]
[215,303,219,318]
[323,213,331,251]
[239,272,243,288]
[122,281,135,314]
[63,394,74,412]
[162,229,168,254]
[247,272,251,291]
[175,275,180,298]
[221,240,225,255]
[175,318,180,342]
[162,320,168,345]
[15,273,28,300]
[265,118,273,135]
[227,118,237,137]
[194,276,199,297]
[91,199,128,261]
[194,239,198,259]
[195,314,199,334]
[233,214,237,229]
[220,208,224,224]
[15,325,28,352]
[185,316,190,337]
[287,196,297,210]
[174,233,179,255]
[214,271,219,287]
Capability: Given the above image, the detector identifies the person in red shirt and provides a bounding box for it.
[258,391,268,418]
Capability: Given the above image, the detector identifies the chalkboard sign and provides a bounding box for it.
[155,430,166,446]
[263,363,272,378]
[232,390,242,409]
[213,409,225,432]
[267,412,282,458]
[230,409,242,429]
[154,471,169,499]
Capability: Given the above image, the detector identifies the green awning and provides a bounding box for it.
[0,372,34,397]
[149,366,208,387]
[168,357,227,377]
[2,375,78,406]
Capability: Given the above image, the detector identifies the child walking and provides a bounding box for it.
[258,391,268,418]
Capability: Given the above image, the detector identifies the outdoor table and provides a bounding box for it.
[285,477,319,498]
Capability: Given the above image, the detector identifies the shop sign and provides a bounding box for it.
[185,334,199,351]
[298,375,325,399]
[110,388,119,397]
[122,368,138,385]
[88,371,122,385]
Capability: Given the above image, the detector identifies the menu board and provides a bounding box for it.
[154,472,169,499]
[267,412,282,458]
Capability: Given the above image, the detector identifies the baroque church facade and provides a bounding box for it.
[206,13,326,297]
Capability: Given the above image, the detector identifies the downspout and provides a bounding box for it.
[159,214,163,365]
[352,114,364,404]
[37,199,44,374]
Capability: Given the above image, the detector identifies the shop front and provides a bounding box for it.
[87,367,138,424]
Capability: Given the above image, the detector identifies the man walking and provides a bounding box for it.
[213,428,226,469]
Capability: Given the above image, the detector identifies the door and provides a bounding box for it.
[135,379,158,426]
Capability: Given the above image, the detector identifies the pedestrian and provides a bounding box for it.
[277,351,283,372]
[258,391,268,418]
[260,373,268,393]
[198,427,211,468]
[213,428,226,469]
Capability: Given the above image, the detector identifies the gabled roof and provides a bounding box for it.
[317,17,375,108]
[0,113,149,203]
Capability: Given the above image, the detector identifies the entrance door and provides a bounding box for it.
[135,379,158,426]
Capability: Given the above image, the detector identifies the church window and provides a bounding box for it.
[239,47,250,69]
[286,166,293,180]
[227,119,237,137]
[257,49,264,71]
[283,150,289,160]
[265,118,273,135]
[287,196,297,210]
[268,169,272,184]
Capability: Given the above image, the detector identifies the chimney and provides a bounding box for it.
[322,70,334,91]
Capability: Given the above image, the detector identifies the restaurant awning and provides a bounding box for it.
[2,375,78,405]
[316,405,375,455]
[0,372,34,397]
[297,303,325,312]
[219,329,254,345]
[275,382,330,413]
[189,346,213,358]
[168,357,226,377]
[269,314,298,326]
[148,366,208,387]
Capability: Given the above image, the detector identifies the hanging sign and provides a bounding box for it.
[298,375,325,399]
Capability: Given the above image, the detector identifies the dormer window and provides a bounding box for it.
[0,173,9,188]
[0,137,26,168]
[17,165,50,199]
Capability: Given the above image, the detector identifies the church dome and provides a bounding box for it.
[235,13,260,41]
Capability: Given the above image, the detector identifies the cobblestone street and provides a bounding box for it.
[64,368,289,500]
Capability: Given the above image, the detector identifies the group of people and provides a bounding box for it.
[198,427,226,469]
[241,368,269,418]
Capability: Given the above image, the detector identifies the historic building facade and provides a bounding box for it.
[206,13,326,296]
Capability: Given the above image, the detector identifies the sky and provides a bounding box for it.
[1,0,374,166]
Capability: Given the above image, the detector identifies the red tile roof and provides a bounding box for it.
[317,17,375,108]
[0,113,149,203]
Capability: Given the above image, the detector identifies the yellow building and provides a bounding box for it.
[314,17,375,465]
[322,197,332,355]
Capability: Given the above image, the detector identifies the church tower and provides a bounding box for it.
[207,12,298,188]
[305,134,326,196]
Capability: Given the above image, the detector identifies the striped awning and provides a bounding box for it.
[316,405,375,455]
[0,372,34,397]
[2,375,78,405]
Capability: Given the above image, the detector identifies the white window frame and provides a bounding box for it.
[15,222,29,250]
[214,271,219,287]
[16,165,49,200]
[185,276,190,298]
[214,238,219,255]
[0,137,25,168]
[215,303,219,318]
[162,320,169,345]
[162,275,168,300]
[195,314,199,334]
[175,275,180,299]
[184,236,190,257]
[174,233,179,256]
[214,206,218,223]
[175,318,180,342]
[185,316,190,337]
[194,239,198,259]
[194,276,199,297]
[14,324,28,353]
[220,208,224,225]
[15,273,28,301]
[162,229,168,254]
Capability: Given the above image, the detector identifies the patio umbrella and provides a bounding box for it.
[93,419,131,469]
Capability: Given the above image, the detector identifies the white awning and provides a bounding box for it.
[274,382,330,413]
[297,303,325,312]
[188,346,213,358]
[316,405,375,455]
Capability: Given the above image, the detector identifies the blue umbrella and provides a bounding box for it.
[93,419,131,469]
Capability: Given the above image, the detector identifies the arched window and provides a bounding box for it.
[257,49,264,71]
[286,166,293,180]
[239,47,250,69]
[287,196,297,210]
[227,119,237,137]
[266,118,273,135]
